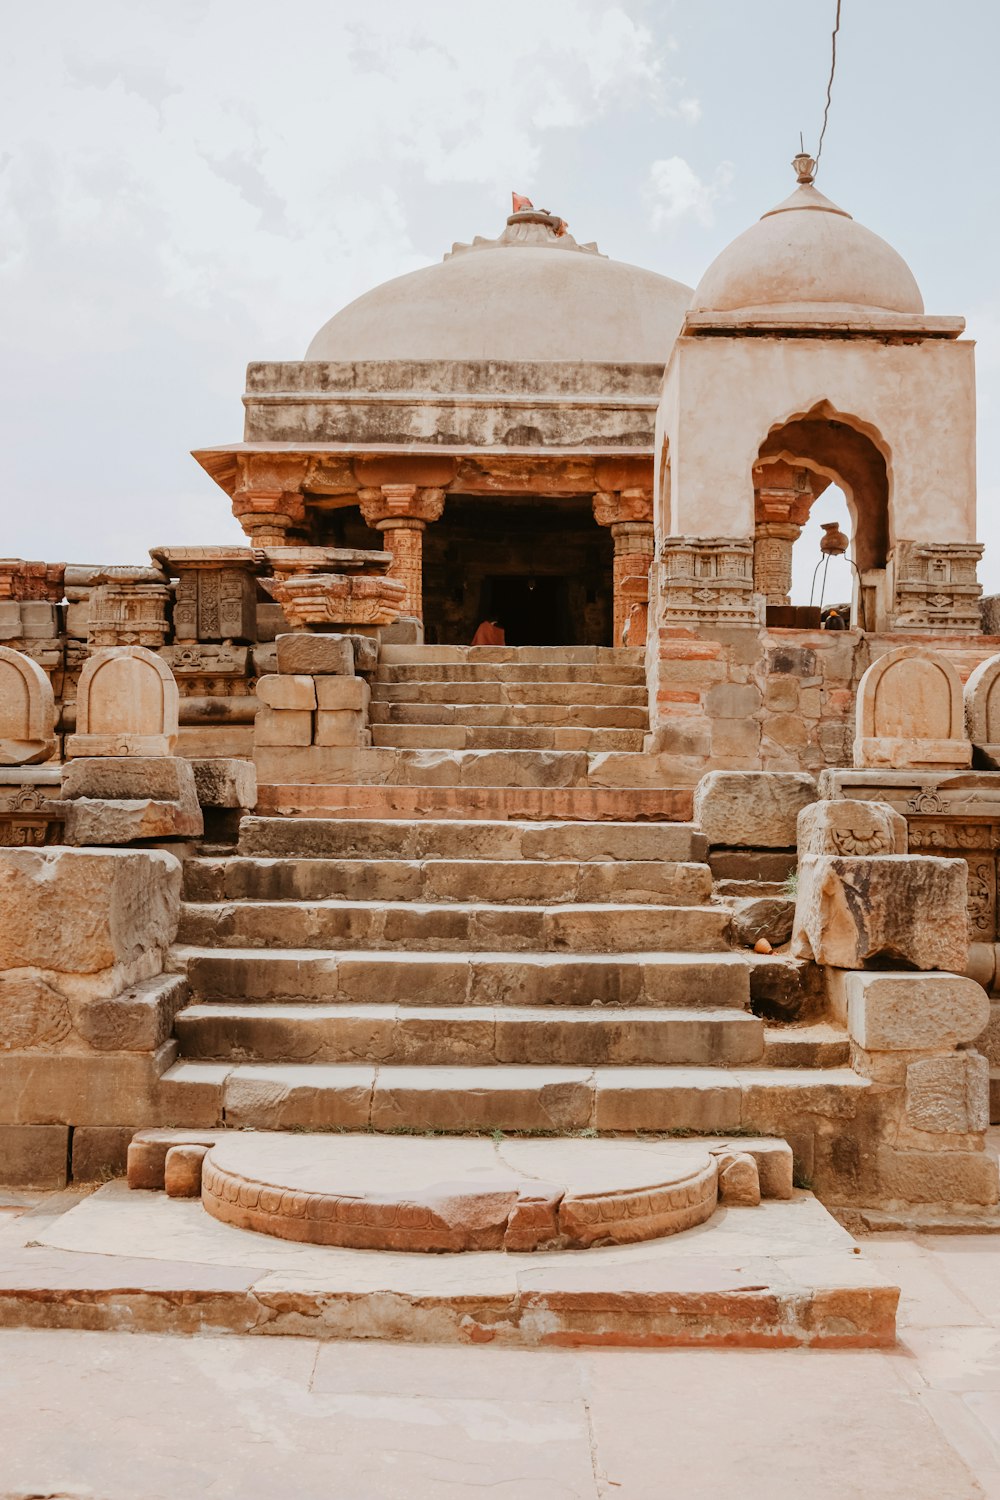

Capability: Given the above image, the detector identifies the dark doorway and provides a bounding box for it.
[480,575,570,646]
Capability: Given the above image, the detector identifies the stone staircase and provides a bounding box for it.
[162,811,855,1143]
[369,644,647,752]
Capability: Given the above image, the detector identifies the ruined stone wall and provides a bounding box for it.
[652,625,1000,777]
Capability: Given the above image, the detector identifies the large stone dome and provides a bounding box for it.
[305,209,693,365]
[691,159,924,318]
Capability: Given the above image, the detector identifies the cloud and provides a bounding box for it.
[644,156,733,229]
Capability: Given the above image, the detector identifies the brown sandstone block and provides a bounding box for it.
[62,756,197,803]
[254,706,313,747]
[875,1145,999,1205]
[792,855,968,971]
[63,796,203,844]
[846,971,988,1052]
[905,1053,989,1134]
[0,1124,68,1187]
[694,771,817,848]
[256,674,317,711]
[314,710,369,747]
[0,848,181,975]
[315,676,369,711]
[191,758,256,809]
[71,1125,134,1181]
[164,1143,209,1197]
[74,973,188,1053]
[276,632,353,676]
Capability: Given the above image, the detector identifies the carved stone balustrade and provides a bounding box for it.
[257,546,403,632]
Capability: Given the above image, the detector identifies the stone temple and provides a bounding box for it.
[2,159,1000,1347]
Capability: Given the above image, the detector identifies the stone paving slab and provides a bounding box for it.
[0,1182,898,1348]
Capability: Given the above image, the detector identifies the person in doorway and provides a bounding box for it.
[471,619,506,646]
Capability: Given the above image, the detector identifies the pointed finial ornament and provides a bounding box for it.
[793,152,817,186]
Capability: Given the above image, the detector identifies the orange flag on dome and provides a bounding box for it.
[511,192,533,213]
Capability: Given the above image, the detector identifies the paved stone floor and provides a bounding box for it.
[2,1200,1000,1497]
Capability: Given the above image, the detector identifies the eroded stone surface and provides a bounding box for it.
[695,772,817,848]
[792,855,969,971]
[845,971,989,1052]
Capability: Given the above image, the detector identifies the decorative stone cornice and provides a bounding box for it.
[358,486,446,531]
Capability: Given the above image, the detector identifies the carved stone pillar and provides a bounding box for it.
[753,521,801,607]
[358,486,445,621]
[232,456,310,547]
[752,460,817,606]
[592,488,654,645]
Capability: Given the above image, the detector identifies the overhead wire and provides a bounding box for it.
[814,0,843,174]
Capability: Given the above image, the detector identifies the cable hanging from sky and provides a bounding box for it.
[813,0,842,174]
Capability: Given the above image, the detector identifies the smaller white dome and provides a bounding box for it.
[691,162,924,318]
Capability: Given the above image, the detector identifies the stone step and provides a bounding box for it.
[181,948,752,1009]
[174,1003,764,1067]
[1,1173,895,1347]
[255,785,695,822]
[379,645,645,666]
[238,817,707,862]
[370,724,646,752]
[763,1024,850,1069]
[158,1058,868,1133]
[257,746,688,792]
[368,701,649,728]
[375,663,645,684]
[176,899,732,953]
[372,680,648,706]
[183,856,714,906]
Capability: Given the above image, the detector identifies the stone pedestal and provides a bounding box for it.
[358,486,445,622]
[888,540,984,634]
[151,547,258,643]
[86,567,171,650]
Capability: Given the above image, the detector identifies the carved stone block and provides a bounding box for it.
[854,646,971,769]
[660,536,759,627]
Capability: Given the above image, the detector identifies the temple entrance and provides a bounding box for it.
[479,575,571,646]
[421,494,613,646]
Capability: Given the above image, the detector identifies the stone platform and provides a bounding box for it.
[0,1181,898,1348]
[198,1134,721,1252]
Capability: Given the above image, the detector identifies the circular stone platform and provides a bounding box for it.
[200,1135,719,1253]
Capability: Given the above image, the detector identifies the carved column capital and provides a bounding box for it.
[358,485,446,531]
[592,487,654,529]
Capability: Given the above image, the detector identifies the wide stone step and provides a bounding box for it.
[177,899,732,953]
[255,785,695,822]
[175,1003,764,1067]
[158,1058,868,1133]
[239,817,706,862]
[182,948,752,1009]
[183,855,714,906]
[379,645,645,667]
[373,680,648,706]
[370,724,646,752]
[376,663,644,684]
[368,700,648,728]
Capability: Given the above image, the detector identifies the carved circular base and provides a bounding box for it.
[201,1135,719,1253]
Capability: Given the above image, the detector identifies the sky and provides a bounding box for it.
[1,0,998,596]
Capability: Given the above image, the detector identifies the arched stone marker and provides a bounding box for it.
[964,651,1000,767]
[67,645,179,758]
[853,645,970,769]
[0,646,56,765]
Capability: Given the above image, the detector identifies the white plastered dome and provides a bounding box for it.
[691,162,924,318]
[305,210,693,364]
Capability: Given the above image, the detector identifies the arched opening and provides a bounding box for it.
[753,403,891,630]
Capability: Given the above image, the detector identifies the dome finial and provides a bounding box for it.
[792,150,817,186]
